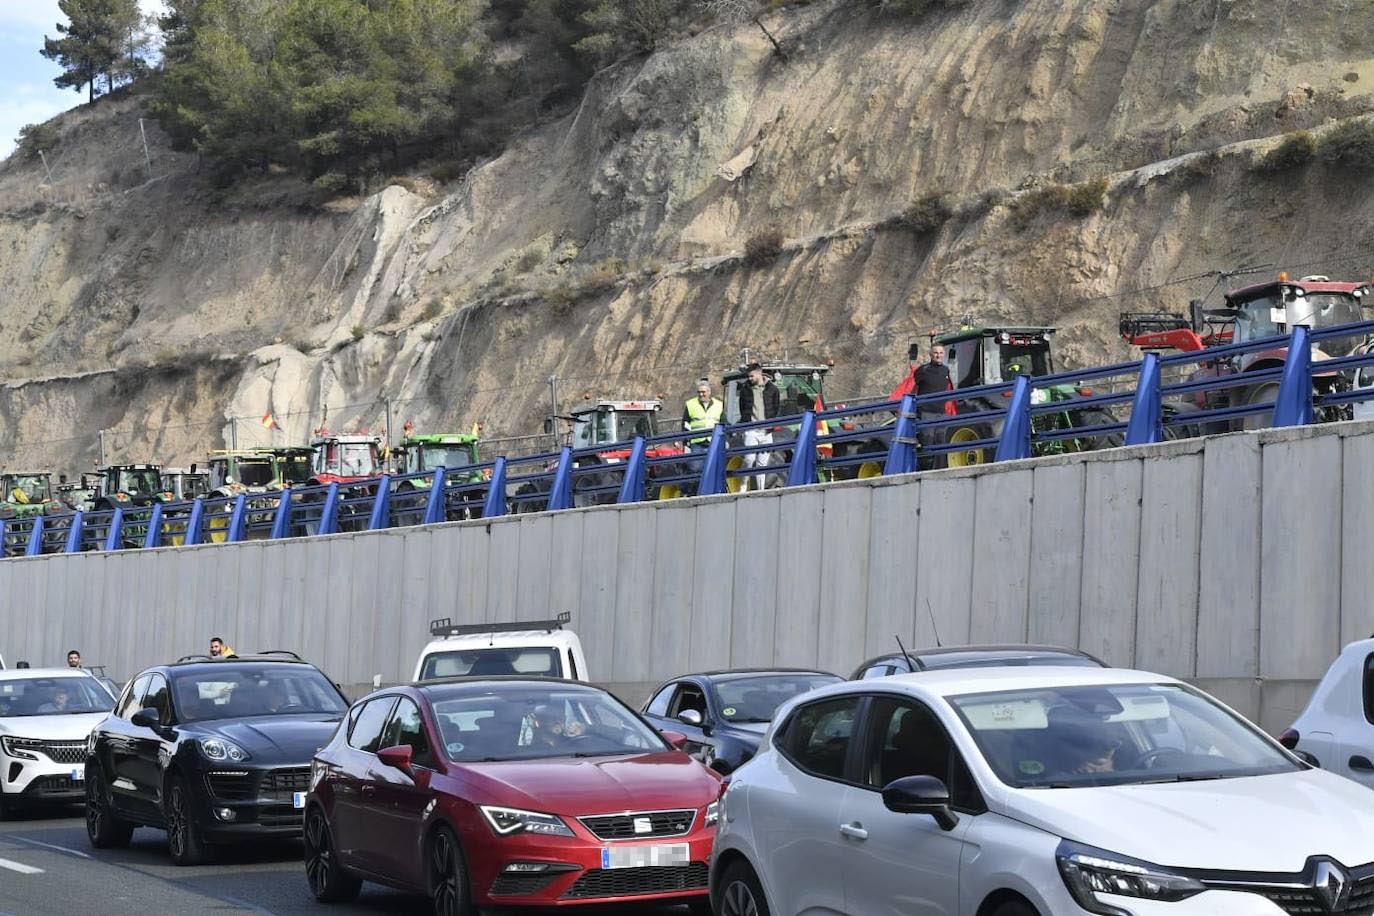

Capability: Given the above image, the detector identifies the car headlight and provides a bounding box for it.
[479,805,574,837]
[1056,841,1204,915]
[198,737,250,762]
[705,801,719,827]
[1,737,39,760]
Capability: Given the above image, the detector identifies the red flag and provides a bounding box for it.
[261,412,278,429]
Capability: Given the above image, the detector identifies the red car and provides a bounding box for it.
[303,678,720,914]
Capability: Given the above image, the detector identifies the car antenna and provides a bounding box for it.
[924,597,942,648]
[895,634,919,672]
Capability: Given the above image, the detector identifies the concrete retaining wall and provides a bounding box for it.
[5,421,1372,735]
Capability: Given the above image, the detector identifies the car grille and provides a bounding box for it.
[203,766,310,807]
[25,774,82,796]
[577,809,696,841]
[562,863,708,900]
[257,806,304,829]
[262,766,311,800]
[6,739,85,764]
[489,873,560,897]
[1204,871,1374,915]
[205,771,255,800]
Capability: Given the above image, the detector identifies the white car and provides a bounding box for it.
[0,668,117,817]
[413,612,589,682]
[711,666,1374,916]
[1285,635,1374,788]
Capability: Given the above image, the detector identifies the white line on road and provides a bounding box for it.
[0,857,43,874]
[8,835,91,859]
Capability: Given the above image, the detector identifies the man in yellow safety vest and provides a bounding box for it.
[682,378,724,452]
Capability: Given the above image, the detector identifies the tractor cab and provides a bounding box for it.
[396,434,481,474]
[570,401,663,449]
[0,472,65,519]
[207,451,279,495]
[1223,276,1369,363]
[720,362,830,424]
[57,475,97,512]
[258,447,313,487]
[309,434,383,484]
[935,326,1057,390]
[93,464,172,509]
[161,467,209,501]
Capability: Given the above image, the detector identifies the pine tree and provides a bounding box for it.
[40,0,149,104]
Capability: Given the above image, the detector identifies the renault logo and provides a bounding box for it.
[1313,860,1351,913]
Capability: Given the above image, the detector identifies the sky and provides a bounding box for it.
[0,0,167,159]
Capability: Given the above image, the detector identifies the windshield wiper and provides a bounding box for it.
[1138,772,1228,784]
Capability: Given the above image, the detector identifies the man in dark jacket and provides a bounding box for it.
[909,343,952,469]
[737,363,780,491]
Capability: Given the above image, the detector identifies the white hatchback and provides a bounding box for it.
[1285,636,1374,789]
[0,668,116,817]
[711,667,1374,916]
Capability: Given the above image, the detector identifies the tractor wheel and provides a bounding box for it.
[657,483,682,500]
[725,456,746,493]
[1242,381,1281,430]
[947,427,988,468]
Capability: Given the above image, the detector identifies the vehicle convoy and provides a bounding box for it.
[84,654,349,865]
[710,666,1374,916]
[850,644,1109,680]
[934,324,1122,467]
[0,668,115,817]
[1121,274,1374,432]
[304,678,720,913]
[1284,635,1374,790]
[414,614,588,682]
[641,669,841,774]
[0,472,67,520]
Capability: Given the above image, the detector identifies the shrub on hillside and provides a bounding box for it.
[350,324,366,341]
[1012,177,1108,228]
[883,0,972,15]
[889,193,953,233]
[1255,131,1316,173]
[743,227,787,265]
[1318,120,1374,171]
[16,122,58,161]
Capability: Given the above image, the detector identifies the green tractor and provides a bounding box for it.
[90,464,173,511]
[0,472,66,521]
[393,433,483,486]
[936,325,1121,467]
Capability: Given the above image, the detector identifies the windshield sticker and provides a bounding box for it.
[963,699,1049,730]
[722,707,736,717]
[447,742,464,755]
[1018,759,1045,776]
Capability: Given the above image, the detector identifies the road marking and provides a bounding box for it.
[0,857,43,874]
[8,835,91,859]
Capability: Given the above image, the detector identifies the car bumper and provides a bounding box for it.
[191,765,311,840]
[466,824,715,907]
[0,751,87,803]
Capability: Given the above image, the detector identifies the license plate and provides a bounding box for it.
[70,768,84,782]
[292,791,306,809]
[601,843,689,870]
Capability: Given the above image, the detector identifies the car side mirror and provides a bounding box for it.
[677,709,704,727]
[378,744,414,772]
[660,730,689,751]
[709,756,734,776]
[882,775,959,831]
[131,707,161,729]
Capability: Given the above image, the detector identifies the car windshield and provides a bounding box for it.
[428,685,666,762]
[416,445,476,471]
[950,683,1299,788]
[236,460,275,487]
[117,469,160,494]
[711,674,842,723]
[918,650,1103,671]
[171,665,347,722]
[0,677,115,717]
[420,648,562,680]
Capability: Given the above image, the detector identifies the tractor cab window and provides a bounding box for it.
[1230,294,1283,343]
[1293,292,1364,356]
[418,445,477,471]
[573,411,615,448]
[7,476,50,502]
[315,444,338,475]
[339,443,379,477]
[237,459,274,487]
[280,455,311,484]
[118,469,160,494]
[625,412,655,439]
[996,341,1052,381]
[946,338,982,389]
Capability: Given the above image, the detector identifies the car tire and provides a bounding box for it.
[0,793,15,820]
[687,897,713,915]
[990,899,1040,916]
[429,826,473,916]
[304,806,362,903]
[717,859,771,916]
[166,774,209,866]
[85,762,135,848]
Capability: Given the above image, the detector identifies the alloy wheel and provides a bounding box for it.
[85,768,105,839]
[167,784,187,858]
[431,830,464,916]
[304,811,331,895]
[722,879,760,916]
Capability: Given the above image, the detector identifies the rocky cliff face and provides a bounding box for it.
[3,0,1373,471]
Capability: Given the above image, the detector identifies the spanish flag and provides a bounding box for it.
[261,411,278,429]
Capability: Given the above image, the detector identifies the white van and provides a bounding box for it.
[412,613,590,683]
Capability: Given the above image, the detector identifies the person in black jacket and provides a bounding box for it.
[912,343,952,469]
[737,363,780,491]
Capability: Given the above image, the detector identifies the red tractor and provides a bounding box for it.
[308,433,385,485]
[569,399,686,503]
[1121,274,1372,432]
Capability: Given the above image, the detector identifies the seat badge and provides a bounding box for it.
[633,816,653,835]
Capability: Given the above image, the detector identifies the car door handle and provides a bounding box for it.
[1350,755,1374,772]
[361,785,377,796]
[839,822,868,841]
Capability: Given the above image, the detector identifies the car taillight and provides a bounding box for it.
[1279,728,1299,750]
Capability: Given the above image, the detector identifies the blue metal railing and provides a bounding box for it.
[7,320,1374,559]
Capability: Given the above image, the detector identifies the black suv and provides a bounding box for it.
[84,653,349,865]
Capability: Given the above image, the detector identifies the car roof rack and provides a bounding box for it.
[429,611,572,637]
[176,654,215,663]
[255,649,303,660]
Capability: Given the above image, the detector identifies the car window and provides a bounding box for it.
[171,664,347,722]
[860,696,983,811]
[645,684,676,717]
[781,696,860,781]
[0,676,116,717]
[143,674,171,725]
[1365,653,1374,726]
[860,665,893,680]
[420,647,563,679]
[349,697,398,753]
[712,674,842,722]
[669,684,707,719]
[381,698,434,768]
[117,674,151,719]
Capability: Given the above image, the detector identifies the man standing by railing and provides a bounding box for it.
[737,362,780,491]
[682,379,723,453]
[892,343,953,470]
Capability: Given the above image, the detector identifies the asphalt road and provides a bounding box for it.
[0,806,695,916]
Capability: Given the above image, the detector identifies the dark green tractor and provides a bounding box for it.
[936,325,1122,467]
